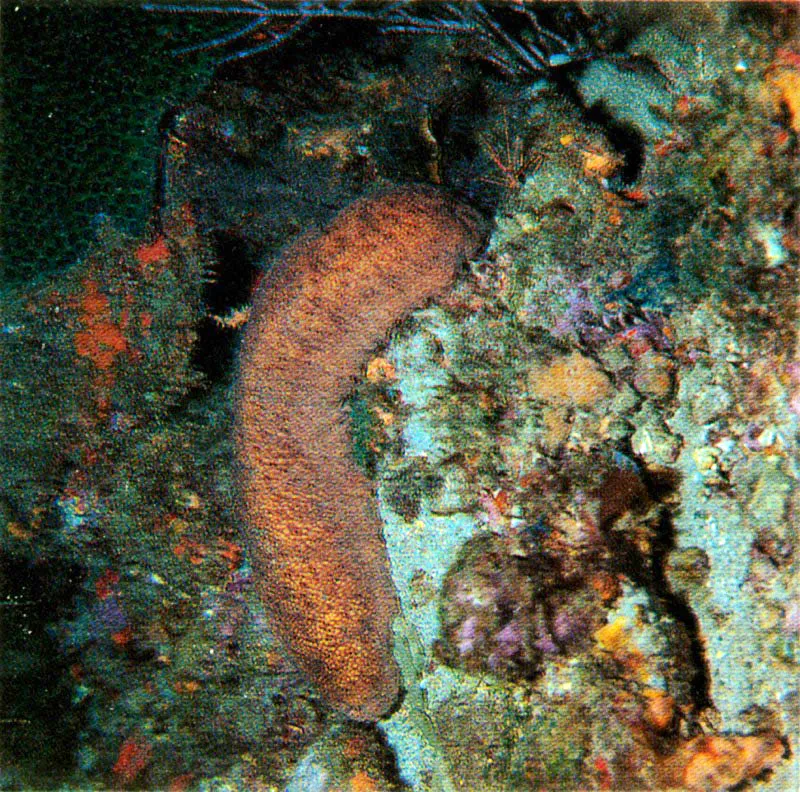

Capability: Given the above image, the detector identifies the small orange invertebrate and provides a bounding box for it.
[172,538,207,565]
[365,356,396,384]
[349,770,380,792]
[216,538,243,570]
[173,679,201,694]
[135,236,170,268]
[765,48,800,133]
[72,279,130,372]
[663,732,785,791]
[642,688,676,732]
[111,626,134,647]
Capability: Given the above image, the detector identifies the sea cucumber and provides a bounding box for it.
[233,185,486,720]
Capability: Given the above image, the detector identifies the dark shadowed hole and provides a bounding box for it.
[597,461,712,711]
[603,496,713,712]
[648,510,713,711]
[192,231,261,382]
[583,104,645,185]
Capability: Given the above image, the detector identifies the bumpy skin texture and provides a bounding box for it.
[234,186,486,720]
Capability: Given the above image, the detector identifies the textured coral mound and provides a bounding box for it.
[234,185,485,720]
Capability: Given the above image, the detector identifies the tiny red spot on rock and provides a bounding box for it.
[95,569,120,600]
[112,735,152,786]
[136,237,170,267]
[111,626,134,647]
[167,773,195,792]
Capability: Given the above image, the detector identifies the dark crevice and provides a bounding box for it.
[556,75,646,187]
[583,104,645,186]
[604,500,713,714]
[650,510,713,712]
[191,230,261,382]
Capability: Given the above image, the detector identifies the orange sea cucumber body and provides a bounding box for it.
[234,185,485,720]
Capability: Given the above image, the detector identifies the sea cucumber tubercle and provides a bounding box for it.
[233,185,486,720]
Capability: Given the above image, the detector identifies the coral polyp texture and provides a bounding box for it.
[1,2,797,790]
